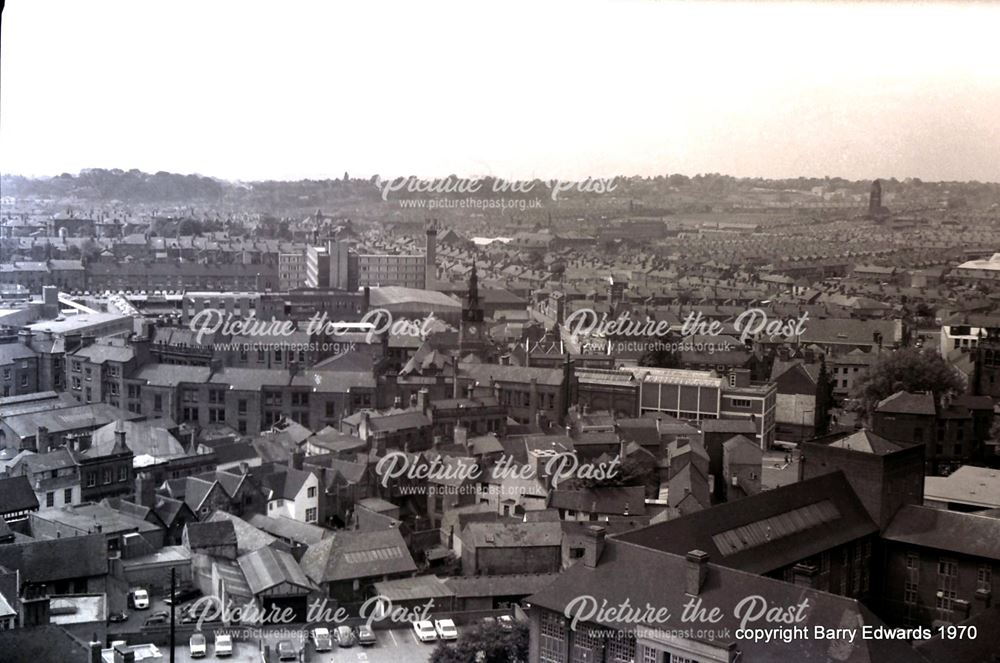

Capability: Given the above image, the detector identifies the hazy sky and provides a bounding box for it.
[2,0,999,182]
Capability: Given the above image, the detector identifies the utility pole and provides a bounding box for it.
[169,567,176,663]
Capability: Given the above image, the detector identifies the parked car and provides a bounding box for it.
[189,633,207,658]
[434,618,458,640]
[335,624,356,647]
[214,633,233,657]
[413,620,438,643]
[311,627,333,652]
[129,588,149,610]
[164,587,201,606]
[497,615,515,632]
[107,610,128,623]
[276,640,297,661]
[144,612,168,626]
[355,624,376,646]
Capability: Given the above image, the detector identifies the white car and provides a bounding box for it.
[413,620,438,642]
[311,627,333,652]
[214,633,232,657]
[434,618,458,640]
[189,633,207,658]
[130,588,149,610]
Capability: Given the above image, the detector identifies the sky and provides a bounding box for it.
[2,0,1000,183]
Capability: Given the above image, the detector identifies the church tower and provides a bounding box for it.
[459,262,488,358]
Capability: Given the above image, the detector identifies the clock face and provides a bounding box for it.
[467,326,478,336]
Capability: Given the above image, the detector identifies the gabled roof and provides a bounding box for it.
[614,471,877,574]
[0,476,39,514]
[186,520,237,549]
[300,527,416,584]
[238,546,313,595]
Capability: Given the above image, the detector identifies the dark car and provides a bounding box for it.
[164,587,201,606]
[276,640,297,661]
[107,610,128,623]
[144,611,169,626]
[355,624,376,646]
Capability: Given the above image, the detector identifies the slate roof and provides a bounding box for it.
[549,486,646,516]
[613,470,877,574]
[527,539,918,662]
[186,520,238,549]
[238,546,312,595]
[826,430,904,455]
[876,391,936,416]
[300,527,416,584]
[883,505,1000,561]
[0,533,107,583]
[247,514,330,546]
[0,475,40,514]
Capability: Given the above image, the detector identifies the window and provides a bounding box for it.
[904,581,918,605]
[937,558,958,614]
[978,564,992,592]
[325,402,336,418]
[87,472,96,487]
[307,486,317,498]
[46,492,54,507]
[238,399,248,415]
[102,469,112,484]
[64,488,73,504]
[154,394,163,412]
[538,611,566,663]
[305,507,317,523]
[118,465,128,482]
[606,633,635,662]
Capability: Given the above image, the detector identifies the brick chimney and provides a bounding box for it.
[582,525,606,568]
[417,388,430,415]
[685,550,710,595]
[792,562,818,588]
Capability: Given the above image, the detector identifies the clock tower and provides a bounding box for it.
[459,262,488,357]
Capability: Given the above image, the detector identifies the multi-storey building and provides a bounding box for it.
[627,366,777,448]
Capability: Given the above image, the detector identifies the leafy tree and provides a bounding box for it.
[430,622,528,663]
[852,347,966,414]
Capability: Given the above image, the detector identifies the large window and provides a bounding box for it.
[539,611,567,663]
[606,633,635,662]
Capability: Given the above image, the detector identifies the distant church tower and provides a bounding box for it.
[459,262,488,358]
[868,179,882,217]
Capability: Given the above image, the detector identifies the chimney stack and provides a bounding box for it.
[792,562,818,589]
[417,388,430,415]
[685,550,710,595]
[582,525,606,568]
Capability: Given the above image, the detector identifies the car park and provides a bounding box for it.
[434,618,458,640]
[413,620,438,643]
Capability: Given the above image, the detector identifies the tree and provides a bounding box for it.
[430,622,528,663]
[852,347,966,414]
